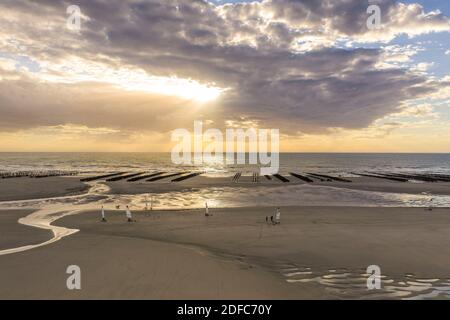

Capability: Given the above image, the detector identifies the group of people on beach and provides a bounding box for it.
[101,205,134,223]
[100,203,281,224]
[100,201,213,222]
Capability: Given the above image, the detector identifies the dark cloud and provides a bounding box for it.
[0,0,448,135]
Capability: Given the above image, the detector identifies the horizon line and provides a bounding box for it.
[1,151,450,154]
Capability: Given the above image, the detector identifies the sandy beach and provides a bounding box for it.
[0,208,313,299]
[0,210,52,251]
[55,207,450,278]
[1,206,449,299]
[0,177,88,201]
[0,170,449,299]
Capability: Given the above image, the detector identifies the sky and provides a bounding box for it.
[0,0,449,152]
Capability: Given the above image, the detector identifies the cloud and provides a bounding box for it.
[0,74,220,133]
[397,104,437,118]
[410,62,435,74]
[0,0,448,138]
[218,0,450,45]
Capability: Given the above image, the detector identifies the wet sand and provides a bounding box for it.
[312,177,450,196]
[0,228,316,299]
[1,206,448,299]
[0,175,448,205]
[0,177,88,201]
[106,175,450,196]
[0,210,52,251]
[55,207,450,278]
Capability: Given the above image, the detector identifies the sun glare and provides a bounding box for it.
[37,58,225,102]
[121,76,224,102]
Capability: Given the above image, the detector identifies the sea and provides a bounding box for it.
[0,152,449,176]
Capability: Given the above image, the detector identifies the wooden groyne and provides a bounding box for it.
[31,171,78,178]
[307,175,326,182]
[2,171,79,179]
[428,174,450,182]
[147,172,185,182]
[307,173,352,183]
[80,172,126,182]
[1,172,29,179]
[372,172,437,182]
[290,172,314,183]
[307,174,331,182]
[106,172,146,182]
[232,172,242,182]
[128,172,165,182]
[264,175,272,180]
[273,174,290,182]
[172,172,202,182]
[392,173,442,182]
[352,172,408,182]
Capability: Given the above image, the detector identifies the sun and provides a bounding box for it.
[117,74,225,102]
[37,57,226,102]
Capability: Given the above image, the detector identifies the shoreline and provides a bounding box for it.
[0,174,449,206]
[105,175,450,196]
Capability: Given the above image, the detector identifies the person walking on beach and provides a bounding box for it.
[126,205,134,222]
[428,198,434,211]
[205,202,210,217]
[101,206,107,222]
[275,207,281,224]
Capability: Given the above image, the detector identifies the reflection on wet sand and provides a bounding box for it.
[0,182,110,256]
[278,263,450,300]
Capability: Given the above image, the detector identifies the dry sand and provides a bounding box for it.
[0,177,88,201]
[0,210,52,251]
[0,224,315,299]
[1,206,449,299]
